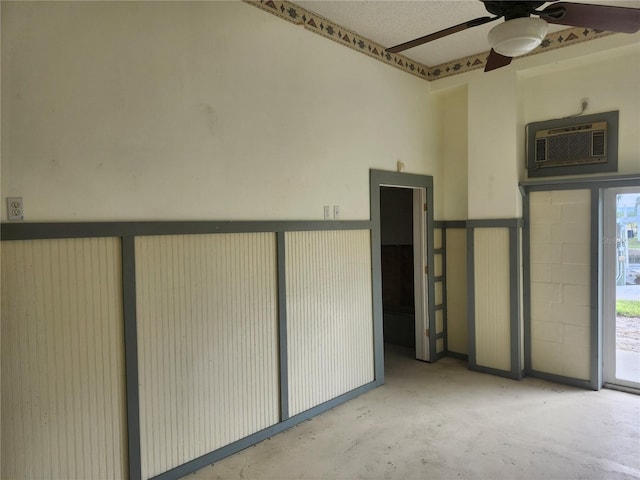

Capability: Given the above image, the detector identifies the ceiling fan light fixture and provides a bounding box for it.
[488,17,548,57]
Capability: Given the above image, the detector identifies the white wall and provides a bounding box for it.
[1,1,440,222]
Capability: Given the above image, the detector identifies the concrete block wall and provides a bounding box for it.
[529,190,591,380]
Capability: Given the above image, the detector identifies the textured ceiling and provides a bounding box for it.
[296,0,640,67]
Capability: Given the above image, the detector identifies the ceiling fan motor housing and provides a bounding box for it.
[482,1,546,20]
[488,17,549,57]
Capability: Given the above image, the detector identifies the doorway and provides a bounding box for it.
[380,187,421,359]
[603,187,640,391]
[370,170,435,384]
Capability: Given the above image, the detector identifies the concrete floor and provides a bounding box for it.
[186,345,640,480]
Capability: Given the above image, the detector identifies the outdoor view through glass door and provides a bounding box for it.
[604,188,640,391]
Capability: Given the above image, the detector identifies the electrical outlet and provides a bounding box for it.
[333,205,340,219]
[324,205,331,220]
[7,197,23,221]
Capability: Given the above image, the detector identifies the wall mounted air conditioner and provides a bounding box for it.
[526,110,619,178]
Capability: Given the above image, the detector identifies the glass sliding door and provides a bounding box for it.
[603,187,640,391]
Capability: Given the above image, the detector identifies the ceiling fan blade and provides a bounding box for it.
[386,15,500,53]
[540,2,640,33]
[484,48,512,72]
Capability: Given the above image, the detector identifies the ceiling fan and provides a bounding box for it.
[386,1,640,72]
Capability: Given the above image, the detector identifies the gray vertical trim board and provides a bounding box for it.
[522,195,532,375]
[466,227,477,369]
[509,225,523,379]
[440,227,448,354]
[369,174,385,385]
[121,236,142,480]
[276,232,290,420]
[370,169,435,367]
[591,188,602,390]
[426,185,436,359]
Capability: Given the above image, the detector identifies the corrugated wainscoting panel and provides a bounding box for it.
[474,228,511,371]
[135,233,279,479]
[286,230,374,417]
[1,238,127,480]
[446,229,467,355]
[529,190,591,380]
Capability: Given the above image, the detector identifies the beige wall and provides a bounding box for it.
[431,33,640,220]
[436,86,468,221]
[521,46,640,177]
[1,1,440,222]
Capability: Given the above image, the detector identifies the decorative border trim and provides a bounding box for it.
[246,0,613,81]
[429,27,612,79]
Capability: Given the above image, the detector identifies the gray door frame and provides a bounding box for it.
[370,169,435,385]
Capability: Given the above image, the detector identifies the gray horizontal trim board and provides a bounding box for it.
[603,383,640,395]
[150,381,377,480]
[1,220,372,240]
[470,364,521,381]
[527,370,594,391]
[435,351,448,361]
[520,173,640,191]
[371,169,434,190]
[434,221,445,228]
[446,351,469,362]
[466,218,522,228]
[441,220,467,229]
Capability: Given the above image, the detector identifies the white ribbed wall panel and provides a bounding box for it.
[445,229,467,355]
[1,238,127,480]
[286,230,374,416]
[135,233,279,480]
[474,228,511,371]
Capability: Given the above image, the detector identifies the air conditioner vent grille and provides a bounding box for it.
[532,120,608,168]
[526,110,618,178]
[592,130,606,156]
[546,130,593,162]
